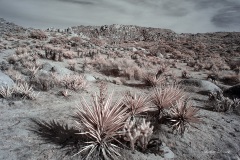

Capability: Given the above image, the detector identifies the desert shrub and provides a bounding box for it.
[29,30,48,40]
[63,50,76,59]
[70,36,82,47]
[90,38,105,47]
[49,36,68,45]
[209,91,240,112]
[57,74,87,91]
[31,73,56,91]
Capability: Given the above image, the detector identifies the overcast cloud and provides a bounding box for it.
[0,0,239,33]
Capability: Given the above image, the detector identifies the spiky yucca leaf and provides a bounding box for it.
[123,93,156,118]
[143,74,165,87]
[170,100,201,135]
[0,86,14,98]
[74,91,129,159]
[151,85,185,118]
[16,82,39,100]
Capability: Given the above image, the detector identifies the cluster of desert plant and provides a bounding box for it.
[209,91,240,112]
[7,47,39,69]
[43,45,77,61]
[87,55,145,81]
[30,73,57,91]
[57,74,88,91]
[0,82,39,100]
[49,36,69,45]
[29,30,48,40]
[43,45,64,61]
[30,77,202,159]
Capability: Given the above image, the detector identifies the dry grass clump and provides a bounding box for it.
[74,91,129,159]
[49,36,68,45]
[169,100,201,135]
[29,30,48,40]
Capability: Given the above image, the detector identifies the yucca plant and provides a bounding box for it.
[16,82,39,100]
[169,100,201,135]
[0,86,14,98]
[143,73,165,87]
[123,92,156,119]
[151,85,185,119]
[74,91,129,160]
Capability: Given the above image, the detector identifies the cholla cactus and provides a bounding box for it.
[123,118,154,152]
[138,119,154,151]
[123,118,141,152]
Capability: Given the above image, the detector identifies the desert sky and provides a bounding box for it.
[0,0,239,33]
